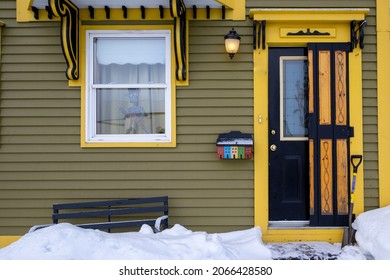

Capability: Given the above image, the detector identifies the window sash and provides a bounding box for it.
[85,30,172,144]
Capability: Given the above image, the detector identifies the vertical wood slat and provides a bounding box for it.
[308,50,314,113]
[335,50,347,126]
[320,139,333,215]
[337,139,349,215]
[309,139,315,215]
[319,50,331,125]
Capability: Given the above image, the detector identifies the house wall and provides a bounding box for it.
[0,0,378,236]
[0,1,254,235]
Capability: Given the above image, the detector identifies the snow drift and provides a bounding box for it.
[0,223,272,260]
[352,205,390,259]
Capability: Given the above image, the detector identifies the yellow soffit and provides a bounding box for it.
[249,8,369,22]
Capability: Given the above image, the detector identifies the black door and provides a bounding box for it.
[268,48,309,221]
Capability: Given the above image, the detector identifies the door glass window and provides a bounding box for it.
[280,56,308,140]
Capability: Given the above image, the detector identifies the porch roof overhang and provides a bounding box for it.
[32,0,225,9]
[17,0,245,82]
[19,0,245,21]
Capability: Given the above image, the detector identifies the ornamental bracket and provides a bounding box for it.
[170,0,187,82]
[49,0,79,80]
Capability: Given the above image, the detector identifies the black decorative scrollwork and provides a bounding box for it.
[350,20,367,50]
[49,0,79,80]
[287,28,330,36]
[170,0,187,81]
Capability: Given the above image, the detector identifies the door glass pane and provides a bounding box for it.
[281,57,308,139]
[96,88,165,135]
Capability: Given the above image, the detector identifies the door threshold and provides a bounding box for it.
[269,220,310,228]
[269,221,346,229]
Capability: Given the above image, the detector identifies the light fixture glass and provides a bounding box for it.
[224,28,240,59]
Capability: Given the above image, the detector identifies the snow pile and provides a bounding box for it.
[0,223,272,260]
[352,205,390,259]
[1,206,390,260]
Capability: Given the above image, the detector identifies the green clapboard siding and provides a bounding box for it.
[0,0,378,235]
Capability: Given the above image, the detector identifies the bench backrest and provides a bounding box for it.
[52,196,168,232]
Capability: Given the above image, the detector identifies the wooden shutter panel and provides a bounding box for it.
[308,43,352,226]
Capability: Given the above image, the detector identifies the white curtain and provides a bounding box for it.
[96,63,165,135]
[94,37,166,135]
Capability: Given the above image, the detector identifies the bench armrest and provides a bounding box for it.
[154,215,168,232]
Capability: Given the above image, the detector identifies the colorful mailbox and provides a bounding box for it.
[216,131,253,159]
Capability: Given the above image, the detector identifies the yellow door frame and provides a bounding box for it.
[377,0,390,207]
[250,9,368,242]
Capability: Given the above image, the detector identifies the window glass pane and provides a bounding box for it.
[96,89,165,135]
[282,59,308,138]
[94,37,166,84]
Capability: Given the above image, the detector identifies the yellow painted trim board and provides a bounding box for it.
[0,236,21,249]
[263,229,344,243]
[252,9,366,242]
[377,0,390,207]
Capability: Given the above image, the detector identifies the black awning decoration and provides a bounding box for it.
[350,20,367,50]
[104,6,110,19]
[159,5,164,19]
[32,6,39,20]
[170,0,187,82]
[253,20,266,51]
[45,6,54,19]
[122,6,127,19]
[287,29,330,36]
[140,6,146,19]
[88,6,94,19]
[49,0,79,81]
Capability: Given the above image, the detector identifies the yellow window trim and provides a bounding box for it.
[251,9,368,242]
[79,25,176,148]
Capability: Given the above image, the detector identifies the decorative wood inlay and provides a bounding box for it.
[318,50,331,125]
[309,139,315,215]
[308,50,314,113]
[337,139,349,215]
[335,50,347,125]
[320,139,333,215]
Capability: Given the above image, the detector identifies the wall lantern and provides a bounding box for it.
[224,28,241,59]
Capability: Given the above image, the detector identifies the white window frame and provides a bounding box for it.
[85,29,172,144]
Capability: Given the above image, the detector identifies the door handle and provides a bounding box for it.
[270,144,277,152]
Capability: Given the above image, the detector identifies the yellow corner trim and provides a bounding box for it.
[377,0,390,207]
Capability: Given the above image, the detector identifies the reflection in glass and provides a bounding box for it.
[282,59,308,138]
[96,89,165,135]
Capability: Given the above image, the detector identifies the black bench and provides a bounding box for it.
[29,196,168,233]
